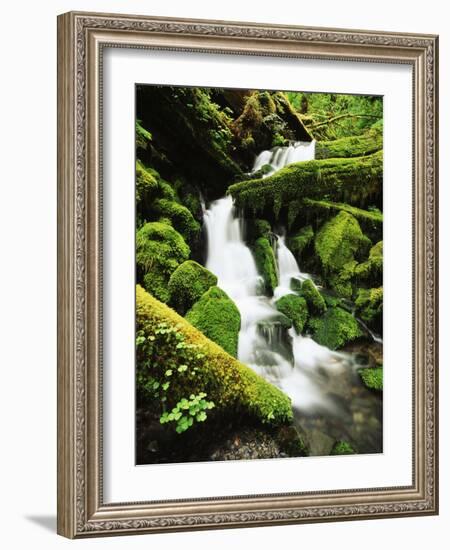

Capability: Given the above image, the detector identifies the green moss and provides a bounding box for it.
[355,287,383,332]
[136,222,190,303]
[355,241,383,286]
[153,198,200,244]
[228,151,383,215]
[137,285,293,425]
[315,132,382,159]
[185,286,241,358]
[311,307,363,350]
[358,366,383,391]
[330,441,356,455]
[168,260,217,315]
[300,279,327,315]
[275,295,308,334]
[288,225,314,263]
[136,120,152,150]
[253,237,278,294]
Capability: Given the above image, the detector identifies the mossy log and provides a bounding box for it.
[228,151,383,219]
[136,285,293,424]
[315,132,382,159]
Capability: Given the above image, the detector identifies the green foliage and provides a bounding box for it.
[358,366,383,391]
[272,133,288,147]
[330,441,356,455]
[311,307,363,350]
[275,294,308,334]
[153,198,201,244]
[168,260,217,315]
[300,279,327,315]
[253,237,278,294]
[185,286,241,357]
[228,151,383,217]
[160,392,215,434]
[136,222,190,303]
[355,241,383,287]
[288,225,314,263]
[315,132,382,159]
[136,285,293,424]
[355,287,383,332]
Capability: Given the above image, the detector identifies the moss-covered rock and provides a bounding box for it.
[228,151,383,218]
[185,286,241,357]
[355,241,383,287]
[252,237,278,294]
[168,260,218,315]
[136,120,152,151]
[288,225,314,264]
[136,285,294,425]
[136,160,176,223]
[275,294,308,334]
[300,279,327,315]
[153,198,200,244]
[355,287,383,333]
[136,222,190,303]
[315,132,382,159]
[330,441,356,455]
[311,307,363,350]
[358,366,383,391]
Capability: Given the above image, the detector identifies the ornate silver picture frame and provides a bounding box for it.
[57,11,438,538]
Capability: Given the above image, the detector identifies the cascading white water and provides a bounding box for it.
[253,140,316,177]
[273,235,311,300]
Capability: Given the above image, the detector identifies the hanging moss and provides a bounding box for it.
[168,260,218,315]
[275,294,308,334]
[355,287,383,333]
[252,237,278,294]
[136,222,190,303]
[300,279,327,315]
[228,151,383,216]
[330,441,356,455]
[358,366,383,391]
[185,286,241,358]
[315,132,382,159]
[137,285,293,425]
[311,307,363,350]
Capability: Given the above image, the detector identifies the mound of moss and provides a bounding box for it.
[168,260,218,315]
[252,237,278,294]
[315,132,382,159]
[136,222,190,303]
[153,198,200,244]
[311,307,363,350]
[275,295,308,334]
[330,441,356,455]
[228,151,383,217]
[355,287,383,333]
[355,241,383,287]
[288,225,314,264]
[358,366,383,391]
[185,286,241,357]
[136,285,293,424]
[300,279,327,315]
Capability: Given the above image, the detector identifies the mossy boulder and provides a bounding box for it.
[310,307,363,350]
[300,279,327,315]
[288,225,314,264]
[153,198,201,244]
[168,260,218,315]
[330,441,356,455]
[136,222,190,303]
[358,366,383,391]
[228,151,383,218]
[136,160,175,223]
[275,294,308,334]
[252,237,278,294]
[315,132,382,160]
[136,285,293,424]
[355,287,383,333]
[185,286,241,357]
[355,241,383,287]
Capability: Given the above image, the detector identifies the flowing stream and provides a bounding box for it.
[203,142,382,455]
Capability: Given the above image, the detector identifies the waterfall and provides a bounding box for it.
[252,140,316,177]
[273,235,311,300]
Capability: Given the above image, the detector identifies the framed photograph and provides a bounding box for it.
[57,11,439,538]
